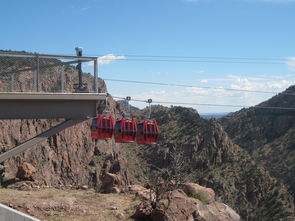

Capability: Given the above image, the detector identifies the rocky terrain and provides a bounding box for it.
[0,187,139,221]
[0,182,241,221]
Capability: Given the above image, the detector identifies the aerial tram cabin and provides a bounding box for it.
[136,120,159,144]
[114,118,137,143]
[91,115,115,140]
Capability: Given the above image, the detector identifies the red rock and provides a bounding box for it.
[101,172,123,193]
[16,162,36,181]
[150,189,240,221]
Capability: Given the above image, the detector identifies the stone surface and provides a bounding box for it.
[100,172,123,193]
[16,162,36,181]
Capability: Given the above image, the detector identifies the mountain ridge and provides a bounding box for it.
[220,85,295,206]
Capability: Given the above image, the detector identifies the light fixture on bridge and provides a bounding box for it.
[75,46,86,92]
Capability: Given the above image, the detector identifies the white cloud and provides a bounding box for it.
[85,54,125,67]
[97,54,126,65]
[286,57,295,71]
[200,78,232,83]
[127,74,294,113]
[194,70,205,74]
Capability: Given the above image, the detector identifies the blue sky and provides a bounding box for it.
[1,0,295,113]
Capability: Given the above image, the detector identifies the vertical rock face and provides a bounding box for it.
[0,115,129,190]
[0,62,129,191]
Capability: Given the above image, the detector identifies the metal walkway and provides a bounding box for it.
[0,92,106,119]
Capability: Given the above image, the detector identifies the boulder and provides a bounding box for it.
[100,172,123,193]
[196,202,241,221]
[16,162,36,180]
[150,189,240,221]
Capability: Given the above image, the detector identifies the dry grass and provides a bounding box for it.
[0,187,139,221]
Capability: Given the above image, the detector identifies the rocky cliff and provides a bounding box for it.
[0,58,129,192]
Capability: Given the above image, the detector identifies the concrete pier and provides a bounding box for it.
[0,203,41,221]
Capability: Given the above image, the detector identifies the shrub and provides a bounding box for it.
[189,190,209,205]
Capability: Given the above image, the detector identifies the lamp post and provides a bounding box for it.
[75,47,85,92]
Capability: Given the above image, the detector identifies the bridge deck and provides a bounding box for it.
[0,92,107,119]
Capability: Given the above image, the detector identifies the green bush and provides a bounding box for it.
[189,190,209,205]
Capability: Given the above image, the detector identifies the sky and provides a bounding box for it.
[1,0,295,113]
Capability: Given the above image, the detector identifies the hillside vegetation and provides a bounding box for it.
[128,105,295,220]
[221,85,295,205]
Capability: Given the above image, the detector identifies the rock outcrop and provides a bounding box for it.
[16,162,36,181]
[133,186,240,221]
[100,172,124,193]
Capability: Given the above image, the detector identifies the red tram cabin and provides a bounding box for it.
[91,115,114,139]
[114,118,137,143]
[91,115,159,144]
[136,120,159,144]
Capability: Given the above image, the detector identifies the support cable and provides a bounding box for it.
[103,78,295,95]
[112,96,295,111]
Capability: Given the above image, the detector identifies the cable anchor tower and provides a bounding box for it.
[125,96,131,118]
[147,98,152,120]
[102,93,111,115]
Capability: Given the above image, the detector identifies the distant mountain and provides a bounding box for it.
[200,112,229,119]
[220,85,295,205]
[116,99,140,113]
[128,105,295,221]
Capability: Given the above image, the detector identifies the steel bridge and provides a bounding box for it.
[0,51,107,163]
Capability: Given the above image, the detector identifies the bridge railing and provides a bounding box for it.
[0,52,99,93]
